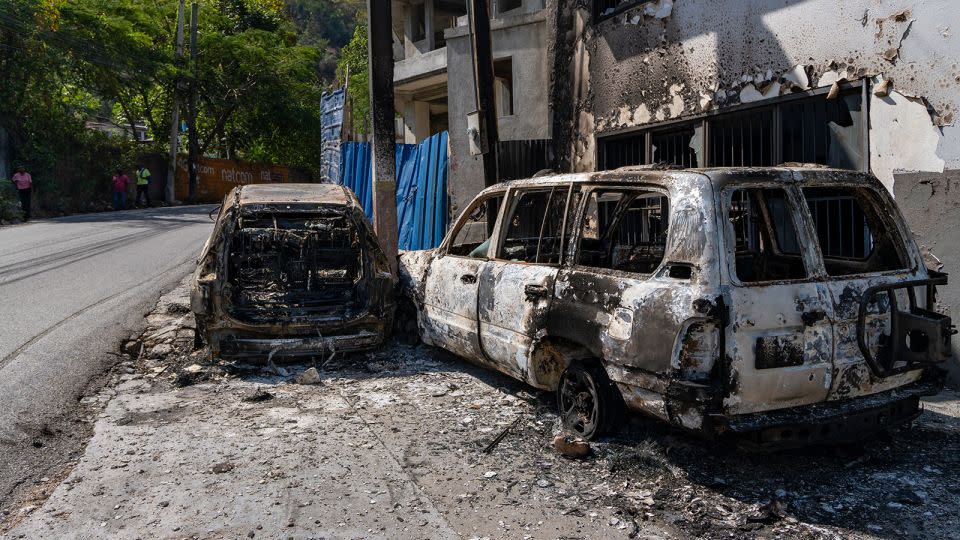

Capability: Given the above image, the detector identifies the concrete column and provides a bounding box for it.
[414,101,431,141]
[367,0,399,274]
[403,3,415,58]
[401,99,416,143]
[424,0,436,51]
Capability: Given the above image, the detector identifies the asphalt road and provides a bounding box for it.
[0,206,213,506]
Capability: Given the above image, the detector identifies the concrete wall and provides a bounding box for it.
[444,10,552,219]
[559,0,960,380]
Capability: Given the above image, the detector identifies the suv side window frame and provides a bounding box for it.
[797,183,917,281]
[490,183,576,267]
[567,184,672,278]
[720,183,824,287]
[438,189,508,259]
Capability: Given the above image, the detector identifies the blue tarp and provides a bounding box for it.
[340,131,449,250]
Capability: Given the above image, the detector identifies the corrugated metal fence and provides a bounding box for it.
[319,89,344,183]
[340,131,449,250]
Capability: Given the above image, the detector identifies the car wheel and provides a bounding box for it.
[557,362,623,440]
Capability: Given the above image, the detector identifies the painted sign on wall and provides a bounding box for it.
[174,156,309,203]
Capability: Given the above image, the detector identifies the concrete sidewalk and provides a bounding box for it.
[5,279,960,539]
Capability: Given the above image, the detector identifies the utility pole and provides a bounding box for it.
[187,2,199,201]
[366,0,398,274]
[467,0,499,190]
[165,0,186,204]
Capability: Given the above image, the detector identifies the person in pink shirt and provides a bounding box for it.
[10,165,32,221]
[111,168,130,210]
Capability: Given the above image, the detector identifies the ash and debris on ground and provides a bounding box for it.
[5,276,960,539]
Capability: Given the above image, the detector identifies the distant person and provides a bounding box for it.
[111,169,130,210]
[11,164,32,221]
[135,164,151,207]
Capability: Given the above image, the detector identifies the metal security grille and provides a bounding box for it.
[652,127,699,167]
[781,90,864,170]
[708,109,774,167]
[598,134,646,170]
[729,190,756,252]
[497,139,553,181]
[596,82,867,172]
[806,195,872,259]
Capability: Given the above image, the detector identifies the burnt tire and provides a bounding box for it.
[557,362,624,440]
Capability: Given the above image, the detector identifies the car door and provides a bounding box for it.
[796,175,928,399]
[420,191,505,363]
[719,183,837,415]
[476,184,575,381]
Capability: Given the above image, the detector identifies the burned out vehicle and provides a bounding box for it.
[399,167,953,445]
[192,184,395,360]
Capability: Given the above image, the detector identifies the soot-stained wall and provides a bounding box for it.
[555,0,960,380]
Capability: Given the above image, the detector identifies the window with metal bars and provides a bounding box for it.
[652,125,702,168]
[781,91,864,170]
[596,85,866,171]
[727,188,808,283]
[708,109,775,167]
[801,186,907,276]
[593,0,648,21]
[497,139,553,181]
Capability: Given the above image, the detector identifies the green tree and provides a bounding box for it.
[0,0,359,214]
[337,23,368,133]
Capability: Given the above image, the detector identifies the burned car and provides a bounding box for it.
[192,184,395,360]
[399,166,953,445]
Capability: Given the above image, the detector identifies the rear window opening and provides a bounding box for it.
[802,187,908,276]
[226,209,364,324]
[728,188,808,283]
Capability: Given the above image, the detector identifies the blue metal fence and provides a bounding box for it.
[319,89,344,183]
[340,131,448,250]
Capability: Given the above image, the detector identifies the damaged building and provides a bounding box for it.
[547,0,960,374]
[389,0,959,378]
[392,0,554,217]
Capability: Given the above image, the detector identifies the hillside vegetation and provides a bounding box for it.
[0,0,362,215]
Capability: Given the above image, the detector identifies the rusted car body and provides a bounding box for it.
[399,167,953,445]
[192,184,395,360]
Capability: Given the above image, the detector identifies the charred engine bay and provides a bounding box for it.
[225,209,365,325]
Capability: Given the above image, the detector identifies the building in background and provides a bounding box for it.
[392,0,553,218]
[548,0,959,377]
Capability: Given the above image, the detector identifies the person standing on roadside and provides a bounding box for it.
[11,165,32,221]
[135,164,151,207]
[111,168,130,210]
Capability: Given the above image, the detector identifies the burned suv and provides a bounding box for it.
[399,167,953,445]
[192,184,395,360]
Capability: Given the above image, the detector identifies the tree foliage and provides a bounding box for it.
[0,0,359,213]
[336,23,369,133]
